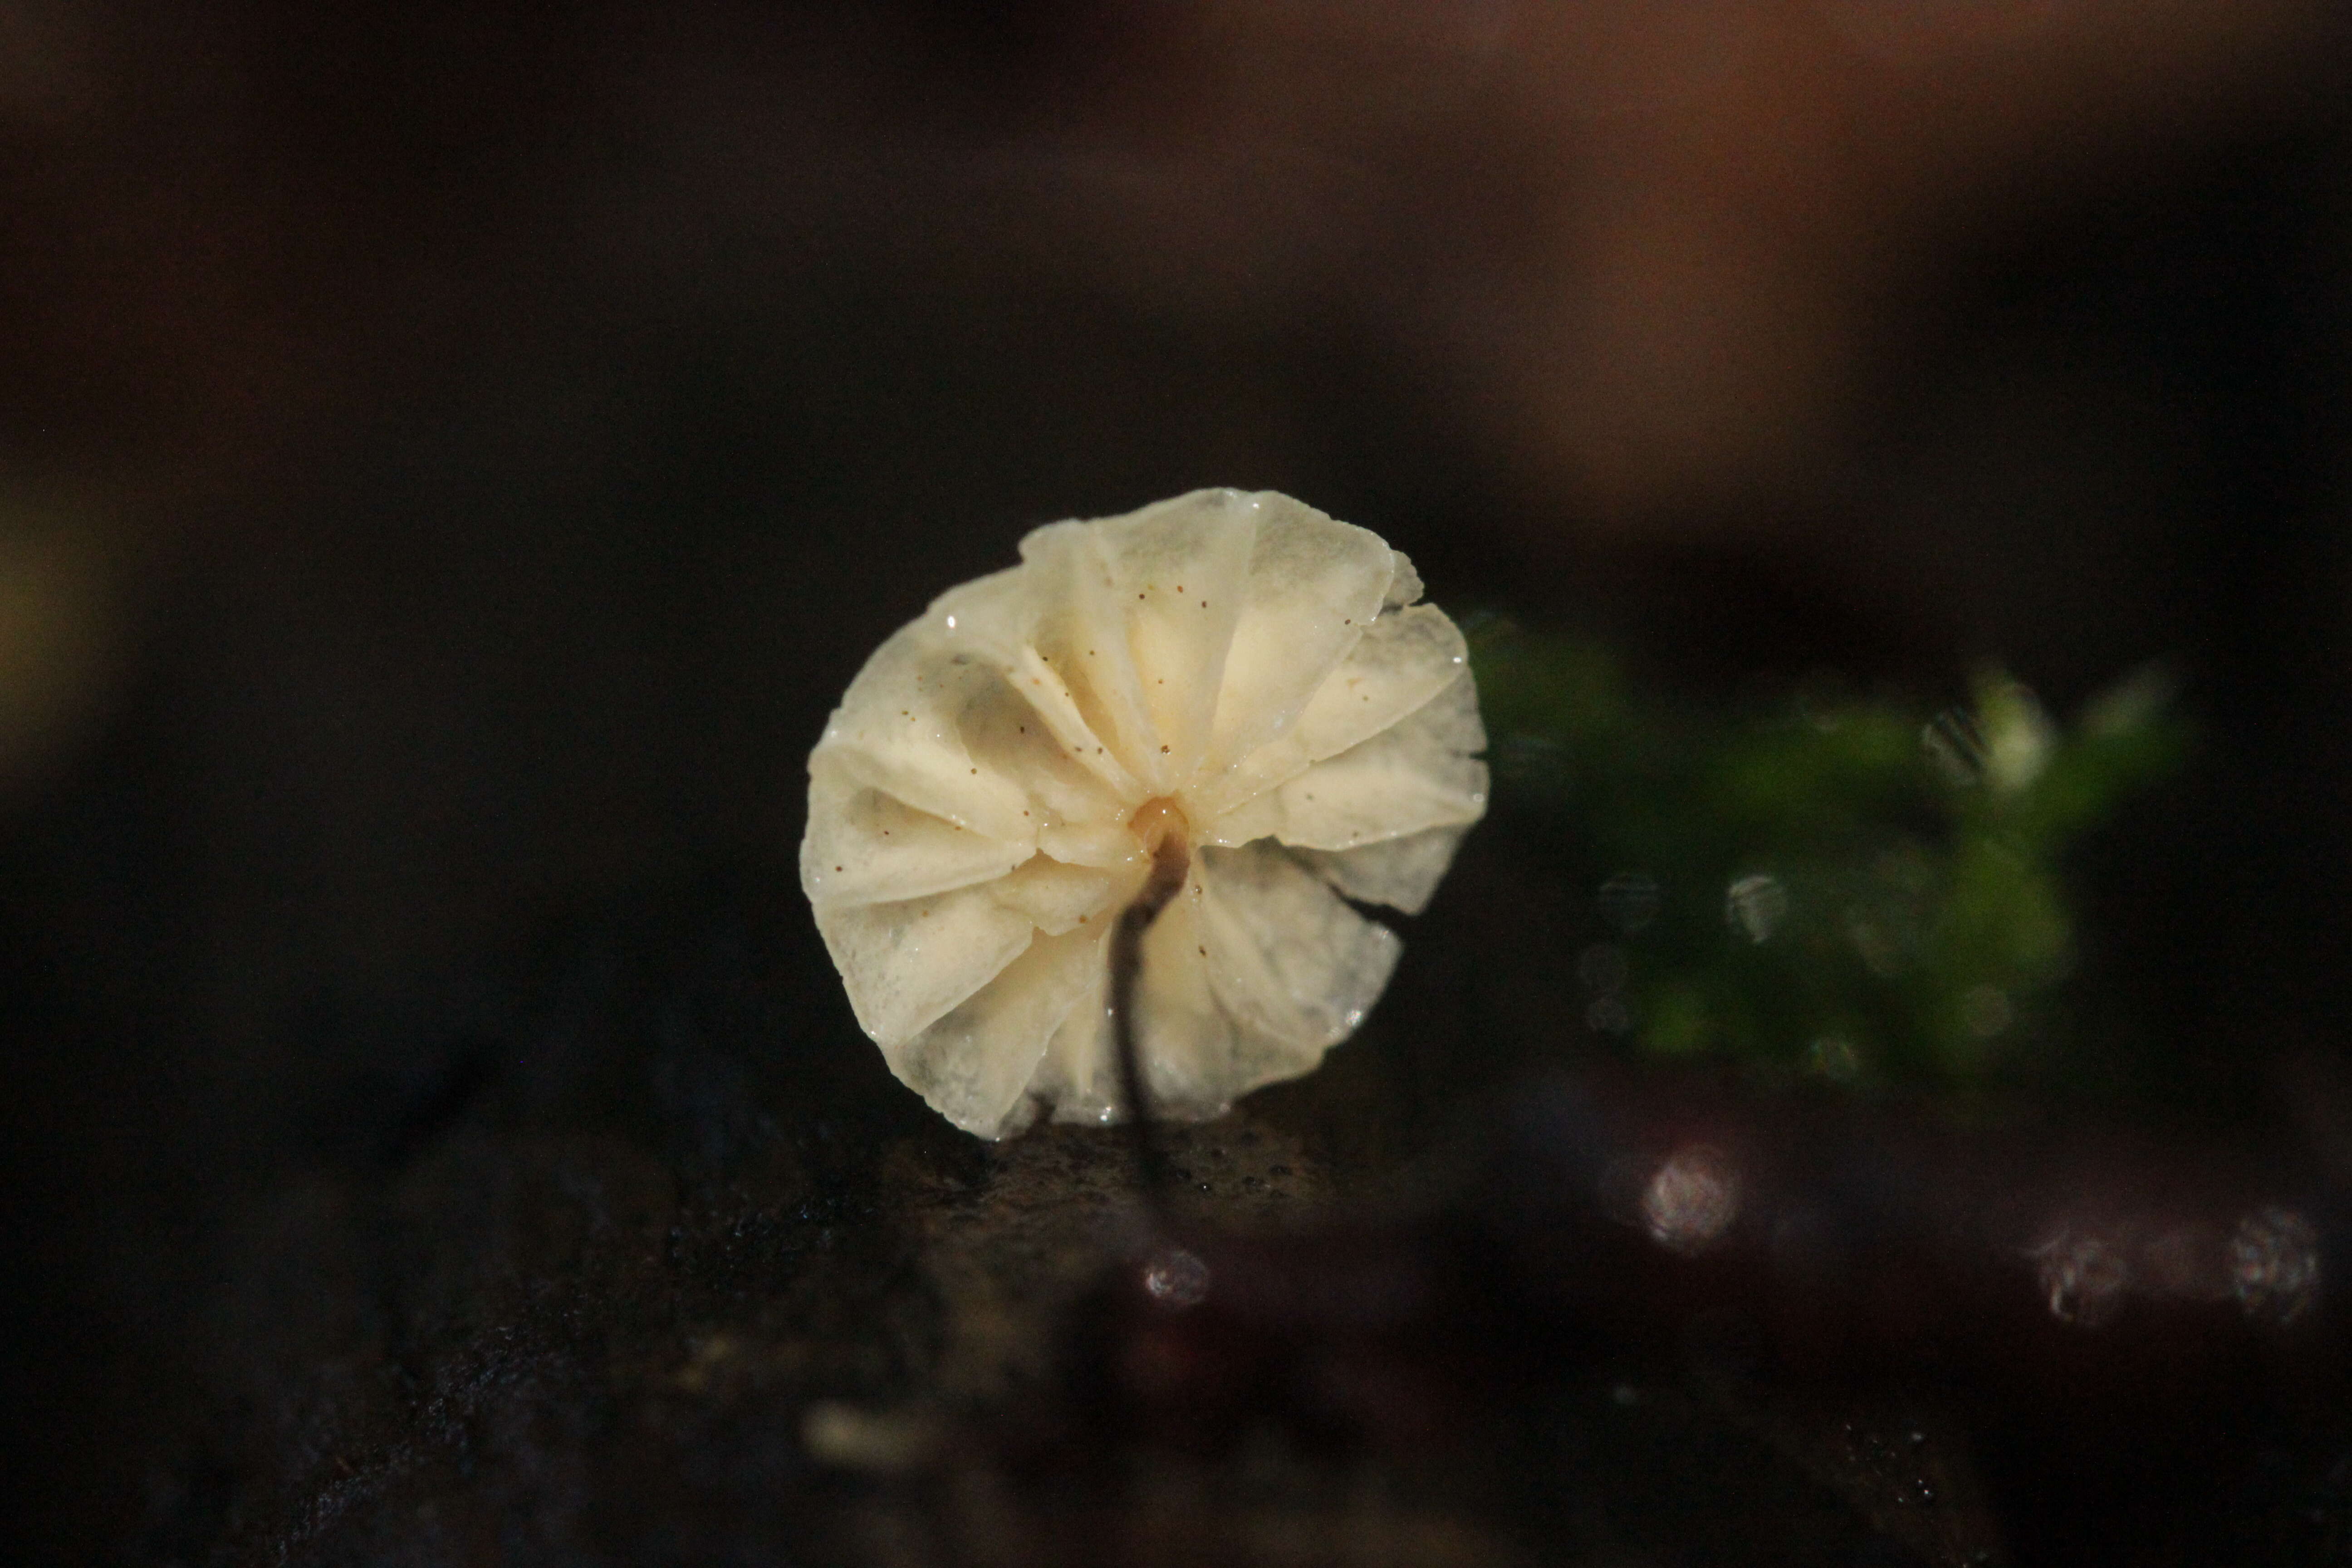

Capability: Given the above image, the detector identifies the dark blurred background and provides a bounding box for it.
[5,1,2351,1561]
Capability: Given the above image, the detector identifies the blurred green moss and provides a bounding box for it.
[1469,618,2185,1095]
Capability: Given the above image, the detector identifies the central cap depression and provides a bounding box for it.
[800,489,1488,1138]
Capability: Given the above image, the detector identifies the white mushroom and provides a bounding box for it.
[801,489,1487,1138]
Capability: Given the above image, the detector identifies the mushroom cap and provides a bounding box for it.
[801,489,1487,1138]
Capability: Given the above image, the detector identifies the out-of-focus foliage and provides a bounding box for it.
[1470,619,2184,1093]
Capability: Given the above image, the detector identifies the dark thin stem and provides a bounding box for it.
[1113,822,1193,1208]
[1111,902,1167,1203]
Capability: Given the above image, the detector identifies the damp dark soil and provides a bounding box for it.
[88,858,2350,1568]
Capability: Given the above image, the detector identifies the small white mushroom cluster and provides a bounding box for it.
[800,490,1487,1138]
